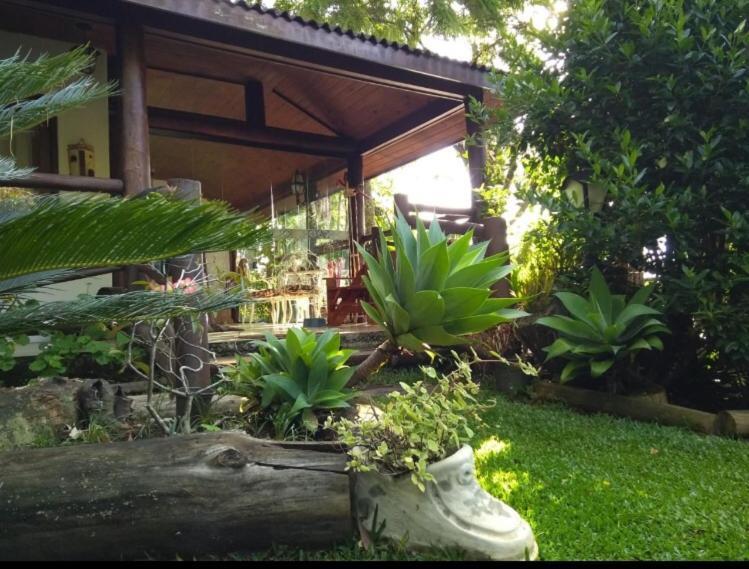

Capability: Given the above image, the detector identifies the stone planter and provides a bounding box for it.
[353,445,538,560]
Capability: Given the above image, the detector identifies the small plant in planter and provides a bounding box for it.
[326,357,538,560]
[538,266,670,392]
[233,328,357,438]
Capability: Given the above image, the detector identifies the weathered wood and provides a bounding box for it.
[0,432,352,560]
[117,18,151,196]
[129,393,249,423]
[347,153,365,246]
[149,107,355,157]
[533,382,718,435]
[714,410,749,437]
[0,173,124,194]
[479,216,510,297]
[165,179,211,421]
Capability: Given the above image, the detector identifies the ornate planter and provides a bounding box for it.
[353,445,538,560]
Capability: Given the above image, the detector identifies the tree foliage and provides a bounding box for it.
[480,0,749,398]
[266,0,513,52]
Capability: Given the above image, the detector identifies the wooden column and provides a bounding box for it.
[117,19,151,196]
[165,179,211,424]
[347,154,364,273]
[464,91,486,216]
[466,91,510,297]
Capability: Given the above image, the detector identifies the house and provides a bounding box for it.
[0,0,501,325]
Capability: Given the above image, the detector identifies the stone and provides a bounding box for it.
[354,445,538,561]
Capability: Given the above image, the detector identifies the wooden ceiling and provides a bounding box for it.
[0,0,481,210]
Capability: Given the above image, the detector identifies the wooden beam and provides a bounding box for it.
[244,80,265,127]
[148,107,356,157]
[347,154,364,250]
[0,173,124,194]
[272,88,343,137]
[464,92,486,193]
[360,99,462,154]
[117,17,151,196]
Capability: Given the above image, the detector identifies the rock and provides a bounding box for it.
[354,445,538,561]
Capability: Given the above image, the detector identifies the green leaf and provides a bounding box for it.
[537,315,601,342]
[406,290,445,328]
[411,325,467,346]
[555,292,595,324]
[385,295,411,335]
[615,304,661,328]
[414,241,449,291]
[561,360,586,382]
[443,314,506,335]
[441,287,490,318]
[543,337,574,361]
[302,408,319,432]
[590,359,615,378]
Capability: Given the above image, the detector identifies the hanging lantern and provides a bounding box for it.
[563,170,607,212]
[291,169,305,205]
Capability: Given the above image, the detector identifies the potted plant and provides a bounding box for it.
[327,361,538,561]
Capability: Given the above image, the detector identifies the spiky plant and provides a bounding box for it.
[351,211,526,382]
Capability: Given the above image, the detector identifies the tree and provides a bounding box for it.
[267,0,516,58]
[479,0,749,402]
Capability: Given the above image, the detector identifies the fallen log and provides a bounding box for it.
[533,381,718,435]
[129,392,249,422]
[0,432,352,560]
[714,410,749,437]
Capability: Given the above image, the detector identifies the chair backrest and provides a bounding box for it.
[393,193,481,235]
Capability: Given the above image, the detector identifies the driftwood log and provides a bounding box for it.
[714,410,749,437]
[0,433,352,560]
[533,382,718,435]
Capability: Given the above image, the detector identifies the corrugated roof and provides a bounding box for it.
[223,0,491,73]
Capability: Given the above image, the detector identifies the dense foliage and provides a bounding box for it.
[538,267,669,389]
[327,358,487,491]
[482,0,749,403]
[358,212,525,354]
[237,328,357,437]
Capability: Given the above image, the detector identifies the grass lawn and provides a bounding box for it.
[474,393,749,560]
[241,390,748,561]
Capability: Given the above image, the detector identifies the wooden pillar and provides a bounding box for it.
[165,179,211,424]
[347,154,364,273]
[466,91,510,297]
[117,19,151,196]
[464,91,486,219]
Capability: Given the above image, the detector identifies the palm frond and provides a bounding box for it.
[0,156,34,180]
[0,46,116,136]
[0,288,251,337]
[0,193,269,283]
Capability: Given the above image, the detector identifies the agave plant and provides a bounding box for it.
[538,267,670,382]
[241,328,357,436]
[353,211,526,381]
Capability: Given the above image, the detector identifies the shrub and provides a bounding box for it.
[236,328,357,437]
[538,267,669,389]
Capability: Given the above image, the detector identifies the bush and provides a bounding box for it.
[481,0,749,402]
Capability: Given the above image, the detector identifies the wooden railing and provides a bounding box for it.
[0,173,124,194]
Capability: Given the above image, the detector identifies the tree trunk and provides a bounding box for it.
[350,339,394,385]
[714,410,749,437]
[533,382,718,435]
[0,433,352,560]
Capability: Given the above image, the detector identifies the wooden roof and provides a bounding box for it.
[0,0,498,210]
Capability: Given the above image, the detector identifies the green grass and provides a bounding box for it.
[206,390,749,561]
[473,393,749,560]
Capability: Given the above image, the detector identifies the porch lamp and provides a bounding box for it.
[291,169,305,205]
[563,170,607,212]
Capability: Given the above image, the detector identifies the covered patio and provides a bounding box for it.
[0,0,500,327]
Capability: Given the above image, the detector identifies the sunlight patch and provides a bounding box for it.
[476,437,511,459]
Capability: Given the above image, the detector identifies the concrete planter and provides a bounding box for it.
[353,445,538,560]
